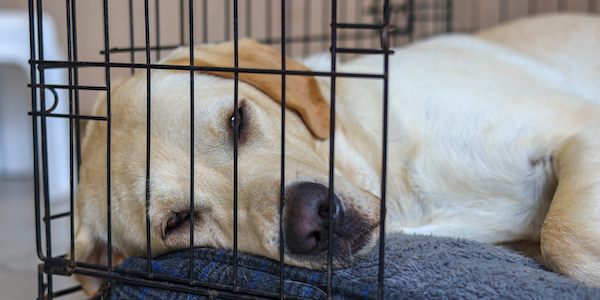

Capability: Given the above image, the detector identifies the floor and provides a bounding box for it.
[0,178,85,300]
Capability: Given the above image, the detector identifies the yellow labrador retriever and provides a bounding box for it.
[74,13,600,294]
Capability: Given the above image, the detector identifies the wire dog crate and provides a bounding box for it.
[28,0,598,299]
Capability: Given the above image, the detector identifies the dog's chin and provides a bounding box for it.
[283,225,380,271]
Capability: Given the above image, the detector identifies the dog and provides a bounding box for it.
[73,13,600,294]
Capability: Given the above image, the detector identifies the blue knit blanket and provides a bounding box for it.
[109,234,600,299]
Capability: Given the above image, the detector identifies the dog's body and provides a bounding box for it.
[74,13,600,294]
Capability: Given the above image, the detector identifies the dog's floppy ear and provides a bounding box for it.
[167,39,330,139]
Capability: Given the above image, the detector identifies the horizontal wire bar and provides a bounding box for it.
[28,111,109,121]
[101,31,408,55]
[30,60,386,79]
[334,48,395,55]
[48,211,70,220]
[336,23,385,29]
[28,83,108,91]
[47,285,83,298]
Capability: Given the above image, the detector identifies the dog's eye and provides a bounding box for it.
[165,212,189,233]
[230,106,243,131]
[228,102,247,143]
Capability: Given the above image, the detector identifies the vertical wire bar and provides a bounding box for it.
[378,2,391,299]
[446,0,453,33]
[144,0,153,279]
[302,0,311,57]
[233,0,240,290]
[72,0,82,175]
[327,0,338,297]
[188,0,195,286]
[129,0,135,75]
[65,0,76,269]
[156,0,161,60]
[38,264,45,300]
[29,0,44,262]
[279,0,287,297]
[35,7,53,295]
[103,0,113,273]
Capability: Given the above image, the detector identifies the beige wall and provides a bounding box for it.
[5,0,598,115]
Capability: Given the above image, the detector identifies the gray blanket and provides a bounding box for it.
[109,234,600,299]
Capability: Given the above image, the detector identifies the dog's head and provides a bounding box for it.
[74,39,381,294]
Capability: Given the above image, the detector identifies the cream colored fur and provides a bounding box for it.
[74,13,600,295]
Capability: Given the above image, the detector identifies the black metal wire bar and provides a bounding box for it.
[103,0,114,274]
[156,0,161,60]
[334,48,389,54]
[33,60,386,79]
[233,0,240,292]
[279,0,287,297]
[28,83,107,91]
[337,23,385,29]
[71,0,83,178]
[130,0,135,74]
[378,2,391,298]
[46,285,83,299]
[27,112,109,121]
[303,0,311,57]
[36,0,52,264]
[28,0,44,264]
[66,4,78,258]
[48,211,71,220]
[188,0,196,287]
[38,264,45,300]
[144,0,154,280]
[327,0,338,297]
[35,0,55,296]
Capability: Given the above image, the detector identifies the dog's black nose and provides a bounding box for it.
[284,182,344,255]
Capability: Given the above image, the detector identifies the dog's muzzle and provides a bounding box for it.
[283,182,377,264]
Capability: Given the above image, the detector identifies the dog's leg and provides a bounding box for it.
[73,226,127,296]
[541,127,600,287]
